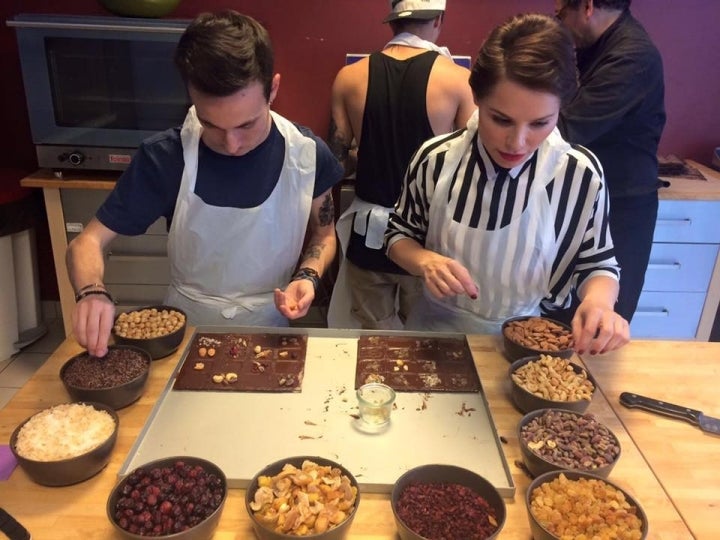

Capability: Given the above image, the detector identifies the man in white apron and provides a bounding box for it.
[326,0,475,329]
[66,12,343,357]
[386,14,630,355]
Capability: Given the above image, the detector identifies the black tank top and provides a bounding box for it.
[347,50,438,273]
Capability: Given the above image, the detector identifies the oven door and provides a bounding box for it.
[10,14,190,152]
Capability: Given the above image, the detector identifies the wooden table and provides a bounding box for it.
[585,341,720,540]
[1,332,703,539]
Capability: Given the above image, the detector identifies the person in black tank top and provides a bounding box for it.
[328,3,475,329]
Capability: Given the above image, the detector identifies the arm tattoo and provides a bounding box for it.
[303,243,324,261]
[318,192,334,226]
[328,118,350,163]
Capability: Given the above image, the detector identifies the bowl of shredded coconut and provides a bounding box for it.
[10,402,119,486]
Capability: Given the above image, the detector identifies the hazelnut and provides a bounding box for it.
[207,347,216,357]
[198,347,208,358]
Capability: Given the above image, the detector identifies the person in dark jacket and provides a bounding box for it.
[327,0,474,329]
[552,0,666,323]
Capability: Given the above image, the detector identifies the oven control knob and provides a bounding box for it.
[68,151,85,166]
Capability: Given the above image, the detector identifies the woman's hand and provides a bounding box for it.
[571,298,630,355]
[420,253,478,300]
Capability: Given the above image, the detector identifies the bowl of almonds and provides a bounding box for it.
[112,305,187,360]
[502,316,574,362]
[518,408,621,479]
[509,355,596,414]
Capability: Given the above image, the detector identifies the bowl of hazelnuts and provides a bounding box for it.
[111,305,187,360]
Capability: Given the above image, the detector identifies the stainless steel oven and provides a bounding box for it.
[8,14,191,171]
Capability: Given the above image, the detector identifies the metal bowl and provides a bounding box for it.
[107,456,227,539]
[526,470,648,540]
[509,355,596,414]
[391,464,506,540]
[518,408,621,479]
[245,456,360,540]
[60,345,151,410]
[10,401,119,486]
[111,305,187,360]
[502,315,574,362]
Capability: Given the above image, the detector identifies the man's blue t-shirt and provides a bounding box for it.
[97,120,343,235]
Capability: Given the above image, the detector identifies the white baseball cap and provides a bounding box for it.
[384,0,446,23]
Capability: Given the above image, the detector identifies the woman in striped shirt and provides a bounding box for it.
[386,13,629,355]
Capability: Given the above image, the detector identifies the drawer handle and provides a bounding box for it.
[646,262,681,270]
[634,308,670,318]
[656,218,692,227]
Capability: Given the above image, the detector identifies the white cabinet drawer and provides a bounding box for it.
[643,243,718,292]
[631,291,705,339]
[654,200,720,243]
[104,253,170,285]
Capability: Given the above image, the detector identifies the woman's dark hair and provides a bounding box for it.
[469,13,578,106]
[174,10,274,99]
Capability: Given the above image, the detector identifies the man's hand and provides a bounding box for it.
[72,295,115,357]
[274,280,315,320]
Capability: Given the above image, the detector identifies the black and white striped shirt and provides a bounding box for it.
[386,126,619,311]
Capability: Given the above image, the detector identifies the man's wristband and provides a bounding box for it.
[75,289,115,304]
[76,282,105,295]
[291,267,321,292]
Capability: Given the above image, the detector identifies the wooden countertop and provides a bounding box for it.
[0,332,700,539]
[659,160,720,201]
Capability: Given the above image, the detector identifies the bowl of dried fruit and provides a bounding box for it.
[391,464,506,540]
[60,345,151,410]
[112,305,187,360]
[245,456,360,539]
[526,471,648,540]
[107,456,227,539]
[502,316,574,362]
[509,355,596,414]
[518,408,621,479]
[10,401,119,486]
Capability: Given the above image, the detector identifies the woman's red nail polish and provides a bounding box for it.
[590,350,598,355]
[470,294,477,300]
[577,349,585,355]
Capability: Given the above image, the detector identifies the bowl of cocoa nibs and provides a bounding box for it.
[518,408,622,479]
[502,316,574,362]
[112,305,187,360]
[107,456,227,539]
[60,345,151,410]
[245,455,360,539]
[391,464,506,540]
[526,471,647,540]
[509,354,596,414]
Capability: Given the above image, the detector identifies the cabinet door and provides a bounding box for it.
[643,243,718,292]
[631,291,706,339]
[654,200,720,243]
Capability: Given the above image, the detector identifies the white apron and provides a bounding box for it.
[405,113,558,334]
[327,197,395,328]
[165,106,316,327]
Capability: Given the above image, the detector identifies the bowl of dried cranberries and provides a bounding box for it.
[391,464,506,540]
[107,456,226,539]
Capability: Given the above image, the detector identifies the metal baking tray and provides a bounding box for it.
[119,327,515,497]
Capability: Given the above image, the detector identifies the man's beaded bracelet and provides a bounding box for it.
[76,282,105,295]
[291,267,321,292]
[74,289,115,304]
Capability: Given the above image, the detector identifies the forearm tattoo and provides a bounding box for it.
[303,243,324,262]
[328,118,350,163]
[318,192,334,226]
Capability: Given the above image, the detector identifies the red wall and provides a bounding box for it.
[1,0,719,300]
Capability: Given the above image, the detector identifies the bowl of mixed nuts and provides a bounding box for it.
[509,355,596,414]
[112,305,187,360]
[502,316,574,362]
[518,408,621,479]
[526,471,647,540]
[245,456,359,539]
[107,455,226,539]
[391,464,506,540]
[60,345,151,410]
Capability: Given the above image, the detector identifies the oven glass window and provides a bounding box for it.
[45,37,189,131]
